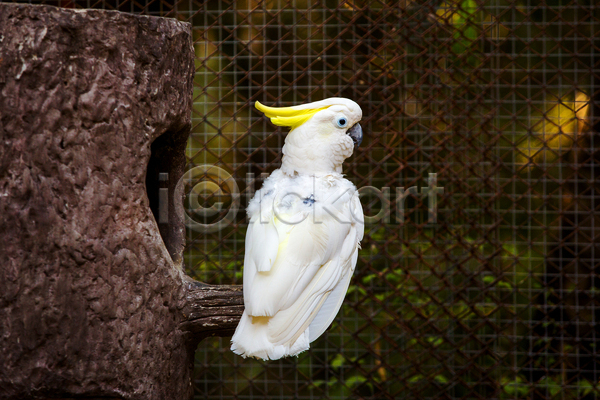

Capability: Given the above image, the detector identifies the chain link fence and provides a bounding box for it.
[10,0,600,398]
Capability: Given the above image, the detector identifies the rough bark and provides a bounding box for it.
[0,4,242,400]
[180,282,244,340]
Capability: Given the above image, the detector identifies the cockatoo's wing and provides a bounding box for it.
[233,181,362,359]
[244,210,346,319]
[307,193,363,341]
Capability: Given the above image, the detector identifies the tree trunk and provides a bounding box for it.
[0,4,242,399]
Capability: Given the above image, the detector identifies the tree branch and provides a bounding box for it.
[180,281,244,343]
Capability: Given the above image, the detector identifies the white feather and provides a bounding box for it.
[308,248,358,342]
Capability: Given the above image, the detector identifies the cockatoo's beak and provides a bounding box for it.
[347,123,363,147]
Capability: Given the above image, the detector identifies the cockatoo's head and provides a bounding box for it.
[255,98,363,175]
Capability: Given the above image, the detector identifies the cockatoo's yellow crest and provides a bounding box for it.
[255,101,329,129]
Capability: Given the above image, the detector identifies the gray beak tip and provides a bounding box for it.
[347,123,363,148]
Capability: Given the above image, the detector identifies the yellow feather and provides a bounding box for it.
[255,101,329,129]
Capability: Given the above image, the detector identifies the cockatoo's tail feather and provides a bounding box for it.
[231,311,310,360]
[231,98,364,360]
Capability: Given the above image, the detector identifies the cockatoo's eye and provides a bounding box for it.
[336,117,348,128]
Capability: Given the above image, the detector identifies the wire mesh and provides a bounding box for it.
[8,0,600,398]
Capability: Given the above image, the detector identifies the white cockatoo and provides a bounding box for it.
[230,98,364,360]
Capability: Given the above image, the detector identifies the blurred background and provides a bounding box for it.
[10,0,600,399]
